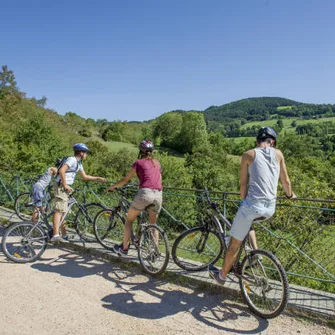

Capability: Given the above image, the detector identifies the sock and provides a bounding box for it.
[219,272,226,281]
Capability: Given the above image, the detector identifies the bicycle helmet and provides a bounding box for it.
[73,143,90,152]
[139,140,154,152]
[256,127,277,141]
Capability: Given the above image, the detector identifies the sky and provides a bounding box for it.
[1,0,335,121]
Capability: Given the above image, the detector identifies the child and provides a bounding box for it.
[31,165,58,222]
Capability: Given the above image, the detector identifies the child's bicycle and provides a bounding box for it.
[2,191,104,263]
[172,188,289,319]
[93,186,170,276]
[14,183,53,220]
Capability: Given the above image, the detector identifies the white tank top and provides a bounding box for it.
[247,147,280,200]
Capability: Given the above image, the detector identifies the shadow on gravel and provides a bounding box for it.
[101,270,269,334]
[25,248,269,334]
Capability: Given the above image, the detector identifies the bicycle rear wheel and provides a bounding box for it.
[14,192,34,220]
[94,208,125,250]
[172,226,223,271]
[239,249,289,319]
[74,203,105,241]
[138,224,169,276]
[2,222,47,263]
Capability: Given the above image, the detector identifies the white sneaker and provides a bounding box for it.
[50,235,61,242]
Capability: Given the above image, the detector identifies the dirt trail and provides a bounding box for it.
[0,246,333,335]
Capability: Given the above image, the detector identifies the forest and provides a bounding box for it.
[1,65,334,292]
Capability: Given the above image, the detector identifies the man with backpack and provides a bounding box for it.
[51,143,106,242]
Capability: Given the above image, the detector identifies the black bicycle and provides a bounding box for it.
[93,187,170,276]
[172,188,289,319]
[2,192,104,263]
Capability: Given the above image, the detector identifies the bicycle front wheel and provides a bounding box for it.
[14,192,34,220]
[74,203,105,241]
[2,222,47,263]
[172,226,223,271]
[239,249,289,319]
[138,224,170,276]
[94,208,125,250]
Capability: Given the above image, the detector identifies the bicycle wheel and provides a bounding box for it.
[138,224,170,276]
[2,222,47,263]
[172,226,223,271]
[74,203,105,241]
[239,249,289,319]
[94,208,125,250]
[14,192,34,220]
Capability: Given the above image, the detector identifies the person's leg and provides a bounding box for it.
[31,207,40,222]
[148,209,158,224]
[52,211,64,236]
[248,229,258,249]
[52,185,68,239]
[221,237,243,278]
[122,207,141,250]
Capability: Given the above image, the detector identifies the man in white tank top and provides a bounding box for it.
[209,127,296,285]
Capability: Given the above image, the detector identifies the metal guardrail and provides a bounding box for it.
[0,172,334,293]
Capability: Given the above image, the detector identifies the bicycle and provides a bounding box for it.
[14,186,104,241]
[93,186,170,276]
[2,191,104,263]
[172,188,289,319]
[14,182,53,221]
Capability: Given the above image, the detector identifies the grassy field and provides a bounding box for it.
[104,141,138,153]
[241,116,335,133]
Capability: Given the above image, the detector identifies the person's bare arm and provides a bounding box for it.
[240,150,254,200]
[277,149,296,198]
[107,168,136,192]
[59,164,72,193]
[50,167,58,176]
[79,170,106,182]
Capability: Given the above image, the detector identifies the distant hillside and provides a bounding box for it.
[204,97,302,121]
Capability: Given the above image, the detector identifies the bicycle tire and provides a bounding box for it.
[239,249,289,319]
[14,192,34,220]
[74,203,105,241]
[94,208,125,250]
[137,224,170,276]
[172,226,223,271]
[2,221,47,263]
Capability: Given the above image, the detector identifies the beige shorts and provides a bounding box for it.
[131,188,162,213]
[53,184,69,213]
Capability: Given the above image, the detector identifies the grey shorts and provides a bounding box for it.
[131,188,162,213]
[32,183,44,207]
[53,183,69,213]
[230,198,276,241]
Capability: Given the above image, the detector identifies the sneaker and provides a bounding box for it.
[50,235,61,242]
[62,235,69,241]
[208,264,226,286]
[113,243,128,256]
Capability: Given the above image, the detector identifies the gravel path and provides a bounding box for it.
[0,246,333,335]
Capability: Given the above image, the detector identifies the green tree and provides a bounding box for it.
[102,121,125,142]
[154,112,183,149]
[178,112,208,153]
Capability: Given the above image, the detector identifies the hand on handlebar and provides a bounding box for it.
[107,185,117,193]
[64,185,74,194]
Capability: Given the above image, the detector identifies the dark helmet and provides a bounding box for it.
[139,140,154,152]
[73,143,90,152]
[256,127,277,141]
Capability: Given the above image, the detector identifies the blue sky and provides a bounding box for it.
[1,0,334,121]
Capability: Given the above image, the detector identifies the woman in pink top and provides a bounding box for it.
[107,140,163,256]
